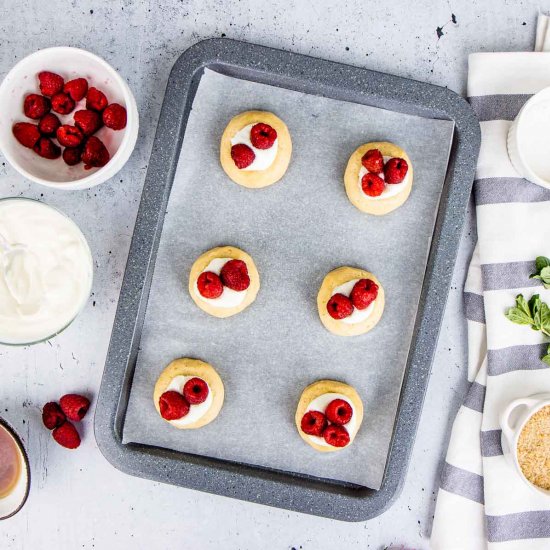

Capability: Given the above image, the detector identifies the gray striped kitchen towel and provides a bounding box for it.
[431,14,550,550]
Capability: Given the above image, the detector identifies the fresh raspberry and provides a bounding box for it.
[183,378,209,405]
[56,125,84,147]
[102,103,127,130]
[250,123,277,150]
[33,137,61,159]
[350,278,379,310]
[361,172,385,197]
[52,421,80,449]
[361,148,384,173]
[326,293,353,320]
[197,271,223,299]
[23,94,51,120]
[63,77,88,101]
[159,391,190,420]
[86,87,108,112]
[384,157,409,184]
[325,399,353,426]
[300,411,327,436]
[220,259,250,291]
[38,113,61,136]
[59,394,90,422]
[38,71,64,97]
[74,109,102,136]
[42,402,66,430]
[12,122,41,148]
[81,136,110,169]
[62,147,82,166]
[51,92,75,115]
[230,143,255,169]
[323,425,350,447]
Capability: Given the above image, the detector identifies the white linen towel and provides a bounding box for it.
[431,14,550,550]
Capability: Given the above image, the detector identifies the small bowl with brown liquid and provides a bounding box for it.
[0,418,30,519]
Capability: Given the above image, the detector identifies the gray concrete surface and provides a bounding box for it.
[0,0,543,548]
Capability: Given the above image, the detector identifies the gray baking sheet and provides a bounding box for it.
[122,68,454,489]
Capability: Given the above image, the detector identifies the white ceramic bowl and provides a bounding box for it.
[500,393,550,498]
[507,86,550,190]
[0,47,138,190]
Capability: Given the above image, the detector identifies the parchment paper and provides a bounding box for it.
[122,68,454,489]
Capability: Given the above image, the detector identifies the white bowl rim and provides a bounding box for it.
[0,46,137,189]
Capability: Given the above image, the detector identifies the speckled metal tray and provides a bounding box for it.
[95,38,480,521]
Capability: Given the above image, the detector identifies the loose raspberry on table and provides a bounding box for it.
[59,394,91,422]
[38,113,61,136]
[51,92,75,115]
[220,259,250,291]
[12,122,41,148]
[23,94,51,120]
[326,293,353,320]
[74,109,102,136]
[81,136,110,169]
[62,147,82,166]
[86,87,108,112]
[56,125,84,148]
[52,421,81,449]
[102,103,127,130]
[325,399,353,426]
[42,402,66,430]
[197,271,223,299]
[384,157,408,184]
[361,172,385,197]
[183,378,209,405]
[301,411,327,436]
[38,71,64,97]
[33,137,61,159]
[361,148,384,173]
[323,425,350,447]
[159,391,190,420]
[350,278,379,310]
[250,123,277,150]
[230,143,255,169]
[63,78,88,101]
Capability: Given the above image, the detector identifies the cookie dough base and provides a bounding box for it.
[189,246,260,318]
[153,358,225,429]
[317,266,385,336]
[295,380,364,453]
[344,141,413,215]
[220,111,292,188]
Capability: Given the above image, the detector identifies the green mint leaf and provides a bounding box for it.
[535,256,550,273]
[542,353,550,367]
[505,307,534,326]
[517,294,532,317]
[539,266,550,285]
[541,302,550,337]
[529,294,542,330]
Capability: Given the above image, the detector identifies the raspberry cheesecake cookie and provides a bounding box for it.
[220,110,292,188]
[189,246,260,318]
[344,142,413,215]
[317,266,385,336]
[295,380,364,452]
[154,358,224,429]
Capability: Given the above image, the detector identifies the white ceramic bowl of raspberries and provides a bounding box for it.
[0,46,138,190]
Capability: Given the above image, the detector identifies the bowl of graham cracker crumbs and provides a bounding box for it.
[500,394,550,496]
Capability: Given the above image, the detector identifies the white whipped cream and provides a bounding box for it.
[230,124,278,171]
[305,393,356,447]
[358,155,409,200]
[194,258,246,308]
[331,279,375,325]
[518,99,550,182]
[165,375,213,427]
[0,199,93,345]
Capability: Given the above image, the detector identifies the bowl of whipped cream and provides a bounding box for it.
[0,198,93,345]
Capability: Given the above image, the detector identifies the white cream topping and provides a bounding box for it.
[331,278,375,325]
[305,393,356,447]
[358,155,409,200]
[165,375,213,427]
[0,199,93,345]
[518,99,550,182]
[194,258,247,308]
[230,124,278,171]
